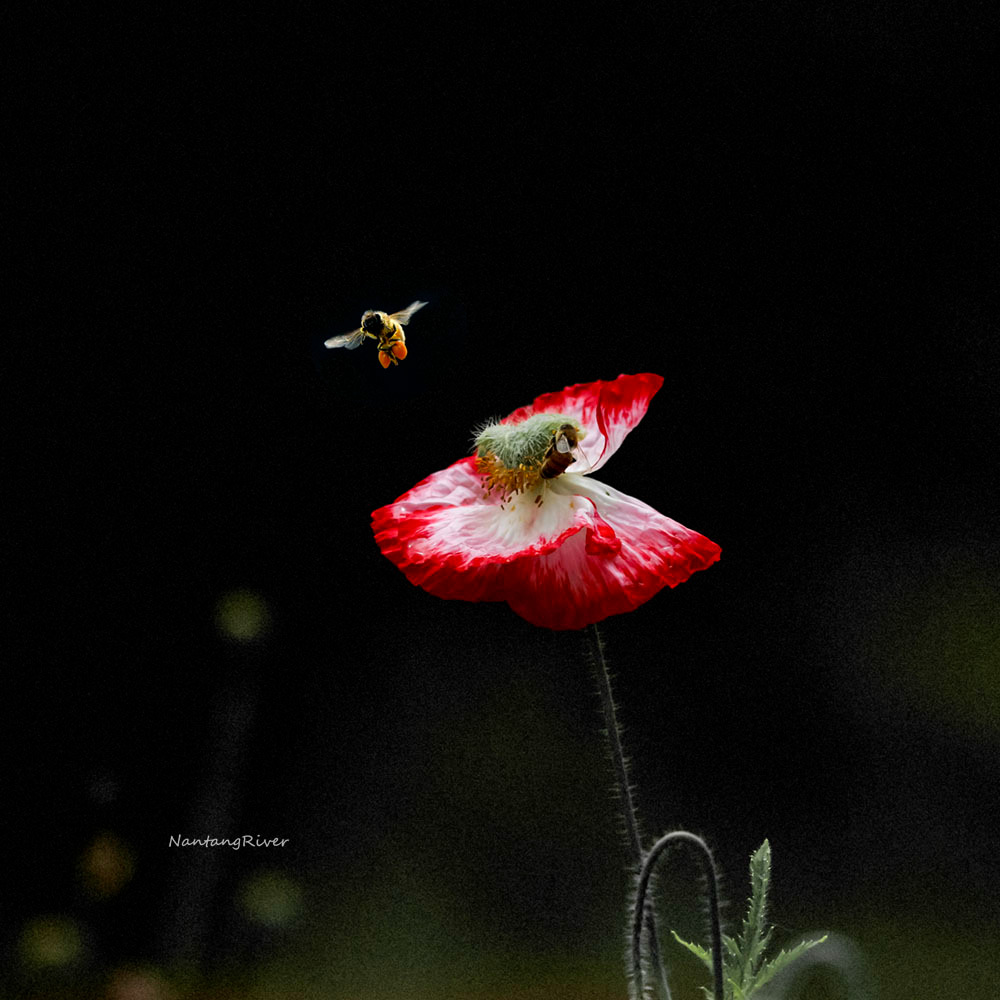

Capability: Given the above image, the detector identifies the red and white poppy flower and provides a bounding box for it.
[371,374,720,630]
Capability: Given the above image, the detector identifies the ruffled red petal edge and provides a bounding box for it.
[372,459,722,629]
[371,457,600,603]
[504,516,721,630]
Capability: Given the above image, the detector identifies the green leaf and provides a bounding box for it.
[722,933,740,961]
[671,929,714,972]
[750,936,828,993]
[736,840,772,990]
[671,839,829,1000]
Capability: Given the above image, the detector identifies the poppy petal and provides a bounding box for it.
[502,373,664,475]
[502,475,721,629]
[371,457,598,603]
[372,461,720,630]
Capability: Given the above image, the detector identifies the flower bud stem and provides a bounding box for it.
[632,831,724,1000]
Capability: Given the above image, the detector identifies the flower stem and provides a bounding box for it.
[587,624,670,1000]
[631,831,724,1000]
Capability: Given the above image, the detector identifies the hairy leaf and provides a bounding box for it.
[751,936,828,993]
[671,929,713,971]
[671,840,828,999]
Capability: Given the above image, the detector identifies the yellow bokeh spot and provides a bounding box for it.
[239,870,302,928]
[79,831,136,899]
[214,589,271,643]
[18,915,85,969]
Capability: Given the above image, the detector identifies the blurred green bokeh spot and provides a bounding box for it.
[239,869,303,928]
[214,588,272,643]
[18,914,85,970]
[878,573,1000,739]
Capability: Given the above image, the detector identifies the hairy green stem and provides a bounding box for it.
[587,624,670,1000]
[632,831,724,1000]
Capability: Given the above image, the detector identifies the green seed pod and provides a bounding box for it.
[474,413,578,468]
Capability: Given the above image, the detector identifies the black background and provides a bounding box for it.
[7,5,999,998]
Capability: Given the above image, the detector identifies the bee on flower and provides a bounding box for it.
[371,374,720,630]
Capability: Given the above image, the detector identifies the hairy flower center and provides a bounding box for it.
[474,413,583,502]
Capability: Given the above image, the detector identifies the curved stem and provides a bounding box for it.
[587,624,670,1000]
[632,831,724,1000]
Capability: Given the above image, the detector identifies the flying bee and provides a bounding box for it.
[324,300,428,368]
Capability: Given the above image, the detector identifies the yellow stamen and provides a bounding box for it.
[476,452,545,503]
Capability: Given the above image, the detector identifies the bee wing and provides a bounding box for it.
[324,327,367,350]
[388,300,429,326]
